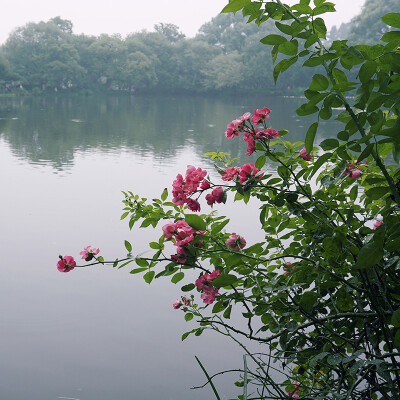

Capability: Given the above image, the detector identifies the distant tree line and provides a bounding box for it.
[0,0,397,95]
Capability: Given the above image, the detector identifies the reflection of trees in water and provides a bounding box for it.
[0,94,341,171]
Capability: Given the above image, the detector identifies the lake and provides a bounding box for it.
[0,94,339,400]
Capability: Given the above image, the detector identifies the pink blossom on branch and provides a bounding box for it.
[239,163,262,184]
[226,233,247,250]
[195,270,221,304]
[256,128,279,140]
[80,245,100,261]
[205,186,225,206]
[342,161,367,179]
[57,256,76,273]
[373,220,382,230]
[251,107,271,124]
[299,147,312,161]
[221,167,239,182]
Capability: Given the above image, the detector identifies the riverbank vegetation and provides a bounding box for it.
[1,0,399,95]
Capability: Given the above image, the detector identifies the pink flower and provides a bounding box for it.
[226,233,246,250]
[251,107,271,124]
[80,246,100,261]
[222,167,239,181]
[256,128,279,140]
[186,198,201,212]
[373,220,382,230]
[243,134,256,155]
[205,187,225,205]
[172,166,207,207]
[173,299,182,309]
[162,222,177,239]
[57,256,76,273]
[182,295,193,306]
[349,169,361,179]
[200,286,219,304]
[284,262,294,274]
[300,147,312,161]
[195,270,220,304]
[342,161,367,179]
[200,180,210,190]
[287,382,300,398]
[239,163,261,184]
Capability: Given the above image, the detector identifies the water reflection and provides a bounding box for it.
[0,94,342,400]
[0,94,341,172]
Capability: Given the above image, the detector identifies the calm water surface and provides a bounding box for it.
[0,94,340,400]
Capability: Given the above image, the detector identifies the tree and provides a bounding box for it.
[154,23,185,42]
[347,0,400,44]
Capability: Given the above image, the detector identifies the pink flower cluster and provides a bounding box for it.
[173,295,194,309]
[225,108,277,156]
[342,161,367,179]
[80,245,100,261]
[284,262,294,274]
[172,165,208,211]
[205,186,225,206]
[195,270,220,304]
[57,256,76,273]
[287,381,300,398]
[300,147,312,161]
[373,220,382,230]
[226,233,246,250]
[221,163,263,185]
[162,220,204,264]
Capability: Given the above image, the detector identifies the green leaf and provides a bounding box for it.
[184,313,193,321]
[212,301,227,313]
[327,354,343,366]
[303,56,322,66]
[255,155,266,169]
[359,61,377,83]
[273,56,298,83]
[313,17,327,38]
[149,242,161,250]
[185,214,206,231]
[130,267,147,274]
[305,122,318,153]
[121,211,129,220]
[304,34,319,49]
[211,219,230,236]
[311,152,332,177]
[279,40,298,56]
[275,21,293,35]
[223,305,232,319]
[143,270,155,284]
[291,3,312,13]
[349,185,358,201]
[161,188,168,201]
[354,240,384,269]
[260,34,287,45]
[382,13,400,29]
[309,74,329,91]
[135,257,149,268]
[171,272,184,284]
[211,274,238,288]
[124,240,132,253]
[300,291,319,311]
[313,3,335,15]
[381,31,400,43]
[221,0,251,14]
[391,309,400,327]
[357,143,374,163]
[181,283,195,292]
[320,138,339,150]
[365,186,390,200]
[296,102,319,116]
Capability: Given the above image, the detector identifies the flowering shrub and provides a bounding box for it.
[57,2,400,399]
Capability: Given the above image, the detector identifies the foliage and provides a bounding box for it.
[56,1,400,399]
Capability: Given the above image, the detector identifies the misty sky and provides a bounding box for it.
[1,0,366,44]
